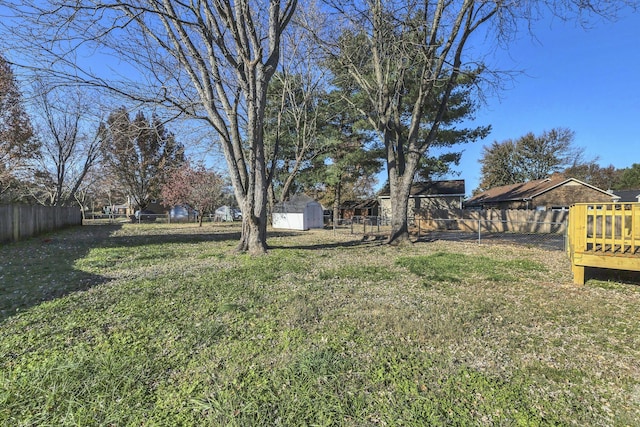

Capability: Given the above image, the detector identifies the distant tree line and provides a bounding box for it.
[476,127,640,193]
[0,54,231,215]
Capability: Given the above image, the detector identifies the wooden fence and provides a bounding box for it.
[419,208,568,234]
[567,203,640,284]
[0,204,82,244]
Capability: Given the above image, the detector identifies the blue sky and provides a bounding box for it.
[446,8,640,196]
[3,4,636,198]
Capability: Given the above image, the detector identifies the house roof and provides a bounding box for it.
[378,179,465,198]
[465,176,614,206]
[612,189,640,202]
[340,199,379,210]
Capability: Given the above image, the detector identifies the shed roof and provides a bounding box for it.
[378,179,465,198]
[466,176,614,207]
[273,194,321,213]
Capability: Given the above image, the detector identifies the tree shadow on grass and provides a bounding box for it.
[0,223,303,322]
[268,233,388,251]
[0,224,124,322]
[102,228,304,249]
[0,223,389,322]
[104,230,244,248]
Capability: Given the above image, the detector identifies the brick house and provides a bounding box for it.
[339,199,379,220]
[377,180,466,219]
[465,176,616,210]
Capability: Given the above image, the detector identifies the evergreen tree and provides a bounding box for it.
[614,163,640,190]
[305,89,382,223]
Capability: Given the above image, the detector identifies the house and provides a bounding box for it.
[611,189,640,203]
[465,176,617,210]
[339,199,379,220]
[103,203,128,216]
[377,180,465,219]
[272,194,324,230]
[125,197,167,216]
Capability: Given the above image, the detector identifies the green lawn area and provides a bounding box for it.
[1,223,639,426]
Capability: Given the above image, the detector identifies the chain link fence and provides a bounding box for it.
[326,215,567,251]
[83,212,237,224]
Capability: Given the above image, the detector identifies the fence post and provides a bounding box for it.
[12,205,20,242]
[477,218,481,244]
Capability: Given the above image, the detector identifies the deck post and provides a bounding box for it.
[572,264,585,285]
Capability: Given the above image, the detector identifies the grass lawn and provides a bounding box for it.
[1,222,639,426]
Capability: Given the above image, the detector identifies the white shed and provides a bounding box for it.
[214,205,235,222]
[272,194,324,230]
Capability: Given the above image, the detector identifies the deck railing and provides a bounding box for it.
[567,203,640,284]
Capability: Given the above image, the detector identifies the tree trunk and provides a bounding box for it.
[237,210,268,255]
[333,180,341,229]
[236,161,269,255]
[386,133,418,246]
[387,176,412,246]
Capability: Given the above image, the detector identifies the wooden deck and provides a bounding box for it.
[567,203,640,284]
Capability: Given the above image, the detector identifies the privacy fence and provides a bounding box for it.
[419,208,568,234]
[0,204,82,244]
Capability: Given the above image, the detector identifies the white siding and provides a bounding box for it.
[303,204,324,229]
[272,213,305,230]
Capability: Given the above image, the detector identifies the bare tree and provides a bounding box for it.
[310,0,635,245]
[72,167,105,218]
[264,13,329,205]
[29,83,102,206]
[1,0,297,254]
[564,162,619,191]
[86,163,128,217]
